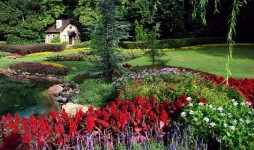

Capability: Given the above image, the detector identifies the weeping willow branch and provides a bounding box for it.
[225,0,247,84]
[193,0,247,84]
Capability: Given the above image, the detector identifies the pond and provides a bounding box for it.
[0,73,57,118]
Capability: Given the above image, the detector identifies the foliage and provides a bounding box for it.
[91,0,129,82]
[72,41,91,48]
[9,62,72,75]
[50,35,61,43]
[134,20,148,41]
[179,97,254,149]
[0,0,65,44]
[44,52,100,62]
[0,41,6,45]
[0,44,64,55]
[122,37,226,49]
[144,23,166,66]
[0,51,9,58]
[75,79,116,107]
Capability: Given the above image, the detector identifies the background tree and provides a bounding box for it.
[0,0,65,44]
[144,23,165,66]
[92,0,129,82]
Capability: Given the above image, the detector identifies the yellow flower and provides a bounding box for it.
[26,52,53,57]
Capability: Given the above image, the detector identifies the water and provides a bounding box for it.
[0,73,57,118]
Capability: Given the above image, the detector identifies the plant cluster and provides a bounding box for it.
[9,62,72,75]
[0,51,9,58]
[75,79,117,107]
[72,41,91,48]
[44,52,100,62]
[122,37,226,49]
[0,95,204,149]
[0,44,64,56]
[199,72,254,106]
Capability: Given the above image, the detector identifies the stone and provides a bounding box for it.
[47,85,63,100]
[62,97,67,103]
[55,96,63,101]
[62,103,93,117]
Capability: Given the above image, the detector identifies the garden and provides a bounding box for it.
[1,0,254,149]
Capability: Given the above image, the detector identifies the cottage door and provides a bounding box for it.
[69,36,73,45]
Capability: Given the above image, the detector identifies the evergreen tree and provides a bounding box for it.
[92,0,128,82]
[144,23,165,66]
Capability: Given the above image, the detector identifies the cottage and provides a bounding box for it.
[45,19,80,45]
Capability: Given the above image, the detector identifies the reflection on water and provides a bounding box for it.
[0,73,57,118]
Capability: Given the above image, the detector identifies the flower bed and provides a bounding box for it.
[0,95,204,149]
[9,62,72,75]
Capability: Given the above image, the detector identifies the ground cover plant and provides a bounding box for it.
[9,62,72,75]
[0,51,9,58]
[44,52,100,62]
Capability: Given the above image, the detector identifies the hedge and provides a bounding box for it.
[0,44,64,55]
[72,41,91,48]
[121,37,227,49]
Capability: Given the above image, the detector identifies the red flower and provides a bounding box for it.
[69,121,77,135]
[175,99,182,108]
[149,111,157,121]
[23,131,31,143]
[160,109,168,123]
[199,98,206,104]
[151,94,156,101]
[136,109,142,121]
[86,114,94,132]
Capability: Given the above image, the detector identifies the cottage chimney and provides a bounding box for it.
[56,20,63,29]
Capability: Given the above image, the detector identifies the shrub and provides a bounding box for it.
[0,44,64,55]
[9,62,71,75]
[44,52,100,62]
[0,51,9,58]
[122,37,226,49]
[75,79,116,107]
[50,35,61,43]
[0,41,6,45]
[72,41,91,48]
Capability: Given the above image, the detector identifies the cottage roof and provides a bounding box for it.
[45,19,74,33]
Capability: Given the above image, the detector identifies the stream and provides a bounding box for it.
[0,73,57,118]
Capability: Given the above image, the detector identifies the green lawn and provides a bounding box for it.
[1,44,254,79]
[127,44,254,79]
[0,48,88,68]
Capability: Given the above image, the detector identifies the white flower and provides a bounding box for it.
[232,99,235,102]
[203,117,209,122]
[241,102,245,106]
[233,102,238,106]
[208,105,213,108]
[229,126,235,131]
[217,107,223,112]
[188,103,193,107]
[220,113,225,116]
[181,112,186,117]
[233,119,237,124]
[223,123,228,127]
[248,111,252,115]
[210,122,216,127]
[246,120,251,124]
[239,118,244,122]
[199,102,204,106]
[193,118,198,121]
[187,97,192,101]
[246,102,252,106]
[189,110,195,115]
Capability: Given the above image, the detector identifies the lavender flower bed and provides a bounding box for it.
[113,67,187,86]
[9,62,71,75]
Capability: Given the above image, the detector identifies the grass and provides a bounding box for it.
[127,44,254,79]
[1,44,254,78]
[0,48,89,68]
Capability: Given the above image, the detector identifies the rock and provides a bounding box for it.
[55,96,63,101]
[62,97,67,103]
[74,90,80,94]
[62,87,70,92]
[62,103,94,117]
[48,85,63,99]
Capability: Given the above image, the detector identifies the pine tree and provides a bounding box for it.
[92,0,128,82]
[144,23,166,66]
